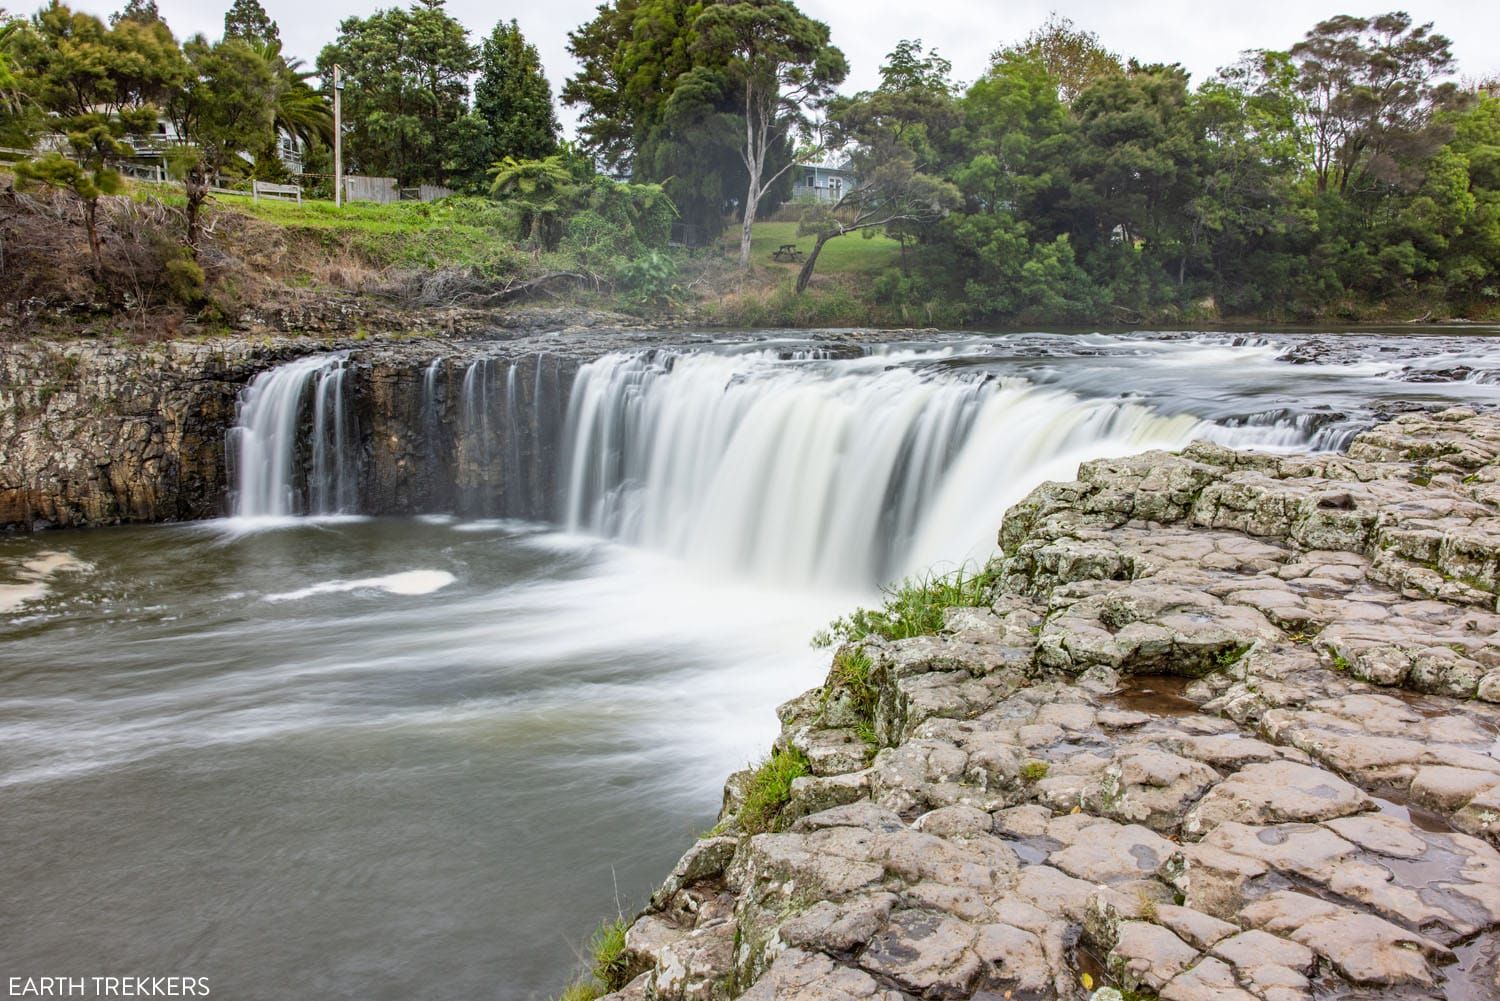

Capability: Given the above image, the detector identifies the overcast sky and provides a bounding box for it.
[64,0,1500,134]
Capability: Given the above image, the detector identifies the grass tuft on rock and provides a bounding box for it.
[821,646,882,753]
[739,747,811,834]
[552,917,631,1000]
[812,564,1001,648]
[590,918,631,991]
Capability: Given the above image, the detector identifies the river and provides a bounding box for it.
[2,330,1497,1000]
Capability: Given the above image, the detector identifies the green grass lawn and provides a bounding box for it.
[736,220,903,274]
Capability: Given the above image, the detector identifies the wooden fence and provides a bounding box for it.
[343,175,398,204]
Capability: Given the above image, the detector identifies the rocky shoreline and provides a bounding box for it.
[595,408,1500,1001]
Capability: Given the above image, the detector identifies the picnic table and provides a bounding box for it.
[771,243,804,262]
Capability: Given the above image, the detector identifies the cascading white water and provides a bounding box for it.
[558,350,1311,587]
[229,355,357,518]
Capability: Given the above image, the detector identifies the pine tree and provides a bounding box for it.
[110,0,162,27]
[223,0,279,46]
[474,19,559,164]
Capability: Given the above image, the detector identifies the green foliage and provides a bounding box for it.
[616,250,679,307]
[316,0,477,187]
[473,19,559,168]
[996,12,1121,104]
[564,0,803,240]
[554,984,602,1001]
[222,0,277,45]
[590,919,631,991]
[13,1,185,196]
[738,747,810,834]
[812,564,1001,648]
[488,153,575,249]
[162,254,205,304]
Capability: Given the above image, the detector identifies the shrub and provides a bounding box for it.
[163,256,206,306]
[616,251,679,307]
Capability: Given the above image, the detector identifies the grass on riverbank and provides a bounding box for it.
[729,220,904,275]
[811,564,1002,648]
[554,917,631,1001]
[738,746,811,834]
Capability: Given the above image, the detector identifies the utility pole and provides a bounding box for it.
[333,64,344,208]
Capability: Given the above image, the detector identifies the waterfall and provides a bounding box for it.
[557,350,1309,587]
[228,355,358,518]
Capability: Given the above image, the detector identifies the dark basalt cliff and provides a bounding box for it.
[0,324,663,531]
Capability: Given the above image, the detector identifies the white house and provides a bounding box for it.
[117,117,305,180]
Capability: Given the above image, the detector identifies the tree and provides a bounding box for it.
[223,0,278,45]
[0,17,33,141]
[488,153,575,249]
[316,0,477,186]
[166,35,277,248]
[244,37,331,178]
[474,19,558,164]
[110,0,162,26]
[688,0,846,268]
[997,13,1121,105]
[14,153,121,267]
[1289,12,1457,194]
[12,1,185,264]
[563,0,769,241]
[794,143,957,291]
[836,39,958,168]
[794,39,960,291]
[1069,64,1206,278]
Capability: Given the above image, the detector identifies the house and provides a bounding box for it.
[117,117,305,181]
[792,156,859,204]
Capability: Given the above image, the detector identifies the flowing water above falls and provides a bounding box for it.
[4,330,1500,1001]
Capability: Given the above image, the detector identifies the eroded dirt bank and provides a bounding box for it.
[598,408,1500,1001]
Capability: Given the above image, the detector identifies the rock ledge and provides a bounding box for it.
[595,409,1500,1001]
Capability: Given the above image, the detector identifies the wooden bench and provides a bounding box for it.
[252,180,302,204]
[771,243,803,262]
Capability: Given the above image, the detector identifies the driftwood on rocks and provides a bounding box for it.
[378,267,607,309]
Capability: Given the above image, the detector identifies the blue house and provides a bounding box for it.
[792,156,859,204]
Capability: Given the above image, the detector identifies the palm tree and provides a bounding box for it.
[247,38,332,171]
[488,154,575,249]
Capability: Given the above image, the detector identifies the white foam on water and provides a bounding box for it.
[0,550,93,613]
[200,514,373,539]
[264,570,457,603]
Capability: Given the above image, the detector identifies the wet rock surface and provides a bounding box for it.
[599,410,1500,1001]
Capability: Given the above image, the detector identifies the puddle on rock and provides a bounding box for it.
[1445,934,1500,1001]
[1103,675,1202,717]
[1373,793,1457,835]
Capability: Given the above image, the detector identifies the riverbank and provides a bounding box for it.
[577,408,1500,1001]
[4,181,1496,342]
